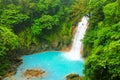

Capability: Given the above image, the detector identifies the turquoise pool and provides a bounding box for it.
[14,51,84,80]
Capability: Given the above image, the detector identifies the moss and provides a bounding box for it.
[66,73,84,80]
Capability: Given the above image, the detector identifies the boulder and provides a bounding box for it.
[65,73,83,80]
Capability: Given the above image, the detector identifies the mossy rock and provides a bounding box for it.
[66,73,83,80]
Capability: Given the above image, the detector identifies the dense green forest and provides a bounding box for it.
[83,0,120,80]
[0,0,120,80]
[0,0,77,78]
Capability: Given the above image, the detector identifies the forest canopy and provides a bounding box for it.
[83,0,120,80]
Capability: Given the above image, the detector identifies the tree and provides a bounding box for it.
[84,0,120,80]
[71,0,89,23]
[0,4,29,27]
[31,15,59,35]
[0,26,18,56]
[103,1,120,24]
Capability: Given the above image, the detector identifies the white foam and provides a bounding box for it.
[64,16,89,61]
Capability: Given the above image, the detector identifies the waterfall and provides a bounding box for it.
[64,16,89,61]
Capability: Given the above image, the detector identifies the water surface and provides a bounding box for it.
[14,51,84,80]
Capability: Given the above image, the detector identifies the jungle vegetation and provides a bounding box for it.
[0,0,120,80]
[83,0,120,80]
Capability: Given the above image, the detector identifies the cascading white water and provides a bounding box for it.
[64,16,89,61]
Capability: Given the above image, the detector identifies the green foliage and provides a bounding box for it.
[18,0,37,15]
[71,0,89,23]
[31,15,59,35]
[0,26,18,56]
[103,1,120,24]
[0,4,29,27]
[18,28,38,49]
[42,22,72,47]
[84,0,120,80]
[85,39,120,80]
[38,15,57,29]
[37,0,60,15]
[0,56,11,76]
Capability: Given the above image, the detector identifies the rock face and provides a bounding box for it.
[71,26,77,36]
[24,69,45,79]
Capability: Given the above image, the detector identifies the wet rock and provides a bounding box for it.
[24,69,45,78]
[14,58,22,63]
[65,73,83,80]
[0,76,2,80]
[7,58,22,77]
[44,44,49,48]
[52,40,58,48]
